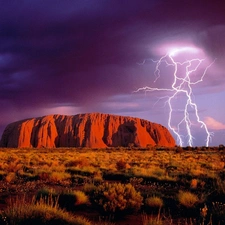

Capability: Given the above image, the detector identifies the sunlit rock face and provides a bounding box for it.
[0,113,175,148]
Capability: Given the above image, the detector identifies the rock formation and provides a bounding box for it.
[0,113,176,148]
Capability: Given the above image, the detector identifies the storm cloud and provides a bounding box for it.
[0,1,225,146]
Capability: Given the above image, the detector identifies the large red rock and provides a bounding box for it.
[0,113,175,148]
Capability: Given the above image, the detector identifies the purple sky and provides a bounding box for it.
[0,0,225,146]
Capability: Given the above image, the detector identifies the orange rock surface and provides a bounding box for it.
[0,113,176,148]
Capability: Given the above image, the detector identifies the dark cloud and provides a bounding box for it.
[0,0,225,145]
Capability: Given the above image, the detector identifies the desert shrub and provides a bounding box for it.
[92,171,103,183]
[37,170,71,184]
[57,190,89,211]
[190,178,198,189]
[5,159,22,172]
[49,171,71,183]
[129,177,143,187]
[1,196,91,225]
[64,158,89,167]
[175,146,184,153]
[17,168,38,181]
[38,171,50,181]
[5,172,16,183]
[36,188,58,198]
[116,159,128,171]
[73,190,89,205]
[66,167,94,176]
[177,191,199,208]
[145,196,163,209]
[83,183,97,194]
[71,174,89,185]
[151,168,165,179]
[92,182,143,215]
[36,188,59,207]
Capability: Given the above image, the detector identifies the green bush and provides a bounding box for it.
[92,182,143,214]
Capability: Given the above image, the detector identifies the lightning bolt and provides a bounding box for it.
[135,47,215,147]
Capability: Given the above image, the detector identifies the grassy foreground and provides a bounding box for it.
[0,146,224,224]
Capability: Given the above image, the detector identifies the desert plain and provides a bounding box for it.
[0,146,224,225]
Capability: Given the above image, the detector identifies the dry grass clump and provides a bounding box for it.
[0,195,91,225]
[141,214,163,225]
[49,171,71,183]
[177,191,199,208]
[145,196,163,209]
[36,187,58,199]
[5,172,16,183]
[73,190,89,205]
[83,183,97,194]
[64,158,89,168]
[36,188,89,209]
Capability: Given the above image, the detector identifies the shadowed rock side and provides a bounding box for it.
[0,113,176,148]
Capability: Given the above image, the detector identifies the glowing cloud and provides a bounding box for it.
[135,45,215,147]
[168,46,200,57]
[204,117,225,130]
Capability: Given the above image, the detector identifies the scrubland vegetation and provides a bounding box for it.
[0,145,225,224]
